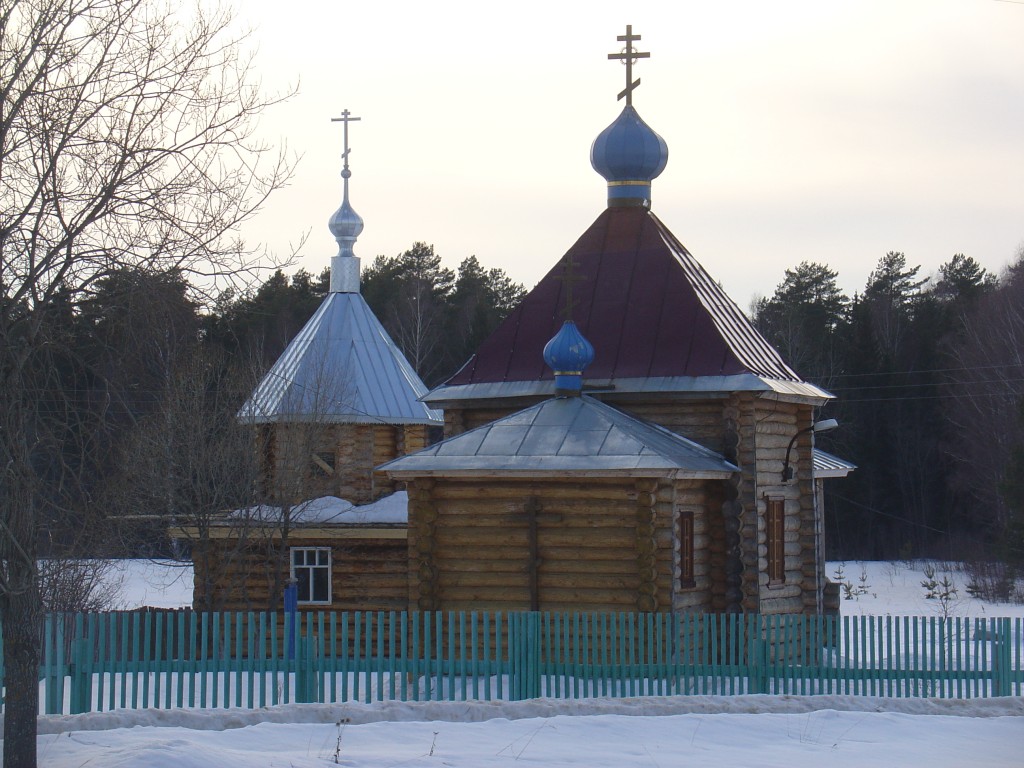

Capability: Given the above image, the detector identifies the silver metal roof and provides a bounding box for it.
[378,395,738,478]
[813,448,857,478]
[240,292,442,425]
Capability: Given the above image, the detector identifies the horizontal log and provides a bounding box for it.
[438,558,644,577]
[759,595,805,614]
[635,414,724,426]
[432,513,647,530]
[331,586,409,601]
[535,573,642,592]
[185,527,408,541]
[533,545,645,562]
[436,585,531,604]
[755,434,801,452]
[335,572,408,586]
[428,483,643,501]
[437,585,640,608]
[436,572,643,592]
[433,528,636,549]
[439,572,529,589]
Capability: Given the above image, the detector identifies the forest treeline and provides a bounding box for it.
[752,250,1024,565]
[18,241,1024,566]
[18,244,524,555]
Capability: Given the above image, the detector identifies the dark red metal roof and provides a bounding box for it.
[444,206,801,387]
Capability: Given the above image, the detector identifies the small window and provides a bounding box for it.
[291,547,332,604]
[310,451,336,477]
[678,509,696,589]
[766,499,785,585]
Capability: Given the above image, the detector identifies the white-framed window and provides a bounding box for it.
[291,547,332,604]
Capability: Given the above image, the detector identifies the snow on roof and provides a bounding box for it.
[229,491,407,525]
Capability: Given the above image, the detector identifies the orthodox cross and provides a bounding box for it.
[558,253,583,322]
[607,25,649,106]
[521,497,562,611]
[330,109,362,175]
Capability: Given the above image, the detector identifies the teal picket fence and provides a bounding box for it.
[0,611,1020,715]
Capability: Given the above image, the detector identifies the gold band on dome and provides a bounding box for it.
[606,180,650,187]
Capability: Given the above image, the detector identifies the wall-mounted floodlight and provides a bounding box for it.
[782,418,839,482]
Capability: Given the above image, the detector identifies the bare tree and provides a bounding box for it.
[0,0,292,763]
[947,251,1024,540]
[106,345,262,612]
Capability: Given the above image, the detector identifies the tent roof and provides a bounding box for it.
[427,206,830,406]
[240,292,442,425]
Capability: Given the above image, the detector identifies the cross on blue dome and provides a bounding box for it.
[591,26,668,209]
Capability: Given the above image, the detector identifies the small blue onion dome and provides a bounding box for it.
[543,320,596,394]
[590,105,668,208]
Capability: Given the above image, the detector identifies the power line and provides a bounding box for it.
[823,361,1024,383]
[827,492,948,535]
[827,377,1024,394]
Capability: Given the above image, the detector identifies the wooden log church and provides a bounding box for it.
[185,27,854,618]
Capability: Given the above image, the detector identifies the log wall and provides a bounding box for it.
[407,478,683,613]
[440,393,824,618]
[261,423,430,505]
[192,532,409,614]
[670,480,727,613]
[750,399,817,615]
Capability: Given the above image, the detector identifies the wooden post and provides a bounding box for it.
[69,635,92,715]
[525,497,541,611]
[635,479,659,612]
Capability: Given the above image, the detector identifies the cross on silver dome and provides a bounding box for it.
[328,109,364,293]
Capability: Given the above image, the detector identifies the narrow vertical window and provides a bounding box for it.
[678,509,696,589]
[291,547,332,604]
[766,499,785,585]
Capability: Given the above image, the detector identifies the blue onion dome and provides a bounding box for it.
[543,320,596,394]
[590,105,668,208]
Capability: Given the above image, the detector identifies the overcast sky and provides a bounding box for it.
[237,0,1024,308]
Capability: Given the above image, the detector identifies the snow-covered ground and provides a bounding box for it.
[32,695,1024,768]
[15,560,1024,767]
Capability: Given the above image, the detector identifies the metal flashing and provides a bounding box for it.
[378,395,738,478]
[424,375,832,407]
[813,448,857,478]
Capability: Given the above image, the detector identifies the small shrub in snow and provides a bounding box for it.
[833,563,871,600]
[921,563,959,618]
[963,560,1024,604]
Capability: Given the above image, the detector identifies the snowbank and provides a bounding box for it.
[35,694,1024,736]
